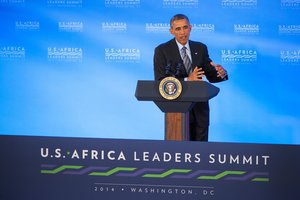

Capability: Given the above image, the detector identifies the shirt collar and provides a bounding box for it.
[175,39,190,52]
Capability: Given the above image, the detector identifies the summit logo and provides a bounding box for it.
[221,0,257,8]
[221,49,257,64]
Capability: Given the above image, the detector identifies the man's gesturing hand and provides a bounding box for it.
[187,67,205,81]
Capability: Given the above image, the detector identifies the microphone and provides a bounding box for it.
[165,60,173,77]
[175,62,184,78]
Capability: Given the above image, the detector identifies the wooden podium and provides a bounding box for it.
[135,80,220,141]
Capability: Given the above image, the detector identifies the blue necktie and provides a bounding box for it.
[181,46,192,74]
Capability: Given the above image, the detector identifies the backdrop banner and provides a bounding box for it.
[0,135,299,200]
[1,1,299,143]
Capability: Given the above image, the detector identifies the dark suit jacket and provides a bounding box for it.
[153,38,227,127]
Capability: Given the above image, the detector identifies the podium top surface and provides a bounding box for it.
[135,80,220,103]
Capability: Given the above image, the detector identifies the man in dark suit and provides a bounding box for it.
[154,14,228,141]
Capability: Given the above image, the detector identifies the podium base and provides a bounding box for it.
[165,112,189,141]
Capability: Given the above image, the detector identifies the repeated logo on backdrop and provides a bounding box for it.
[192,24,215,33]
[47,0,83,7]
[1,0,25,5]
[162,0,199,8]
[145,23,169,34]
[281,0,300,9]
[105,0,140,8]
[0,46,25,61]
[1,0,299,66]
[102,22,127,32]
[105,48,140,63]
[280,50,300,65]
[15,21,40,31]
[279,25,300,35]
[233,24,259,35]
[58,22,83,32]
[221,0,257,8]
[48,47,83,62]
[221,49,258,65]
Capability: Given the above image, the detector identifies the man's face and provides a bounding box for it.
[170,18,192,45]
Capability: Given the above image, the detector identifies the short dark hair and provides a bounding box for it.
[170,14,190,28]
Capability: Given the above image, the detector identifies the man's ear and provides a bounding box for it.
[169,28,174,36]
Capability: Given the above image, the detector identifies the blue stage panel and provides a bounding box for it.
[1,135,299,200]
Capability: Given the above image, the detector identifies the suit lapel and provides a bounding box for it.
[189,41,200,69]
[169,39,182,63]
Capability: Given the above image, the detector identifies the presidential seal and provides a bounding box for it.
[159,77,182,100]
